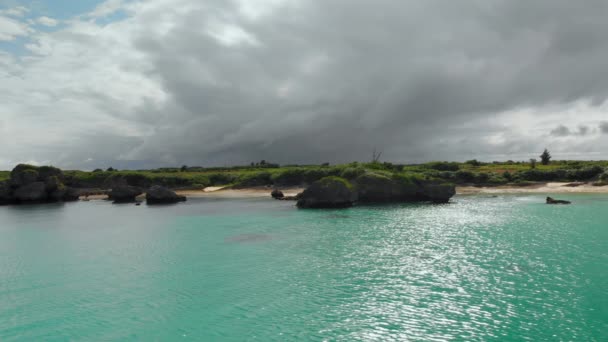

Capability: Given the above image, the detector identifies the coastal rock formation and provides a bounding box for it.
[146,185,187,204]
[416,184,456,204]
[0,164,80,205]
[354,172,455,204]
[109,185,143,203]
[546,197,571,205]
[0,182,12,205]
[13,182,48,202]
[295,172,456,209]
[271,189,284,199]
[297,177,357,208]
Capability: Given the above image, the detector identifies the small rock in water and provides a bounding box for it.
[271,189,284,199]
[546,197,571,205]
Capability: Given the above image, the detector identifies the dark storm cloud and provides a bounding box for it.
[122,0,608,165]
[3,0,608,169]
[550,125,571,137]
[550,124,592,137]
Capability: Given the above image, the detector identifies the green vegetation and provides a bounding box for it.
[3,159,607,189]
[540,149,552,165]
[0,171,9,182]
[317,176,353,189]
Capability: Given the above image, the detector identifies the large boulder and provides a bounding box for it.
[0,182,12,205]
[354,172,455,203]
[62,187,81,202]
[417,184,456,204]
[109,185,143,203]
[1,164,80,205]
[13,182,48,202]
[297,177,356,208]
[271,189,284,199]
[146,185,186,204]
[355,173,418,202]
[10,165,39,187]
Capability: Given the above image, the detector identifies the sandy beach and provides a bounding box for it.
[176,186,305,198]
[78,183,608,201]
[457,182,608,194]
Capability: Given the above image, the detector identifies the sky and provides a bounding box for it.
[1,0,608,170]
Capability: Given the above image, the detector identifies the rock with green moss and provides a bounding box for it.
[109,185,143,203]
[354,172,455,203]
[1,164,80,205]
[297,176,357,208]
[146,185,186,204]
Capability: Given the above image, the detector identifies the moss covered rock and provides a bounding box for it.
[146,185,186,204]
[297,177,356,208]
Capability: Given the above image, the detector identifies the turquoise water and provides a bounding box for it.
[0,194,606,341]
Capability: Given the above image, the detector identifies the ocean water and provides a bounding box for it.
[0,194,606,341]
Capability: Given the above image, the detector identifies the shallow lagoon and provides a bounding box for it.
[1,194,606,341]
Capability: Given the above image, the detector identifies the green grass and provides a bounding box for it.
[3,160,607,188]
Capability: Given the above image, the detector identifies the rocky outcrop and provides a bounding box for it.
[546,197,571,205]
[0,182,13,205]
[295,172,456,209]
[297,177,357,208]
[416,183,456,204]
[1,164,79,205]
[354,172,455,204]
[13,182,48,202]
[271,189,284,199]
[109,185,143,203]
[146,185,186,204]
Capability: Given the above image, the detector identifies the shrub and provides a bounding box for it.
[271,168,307,186]
[235,172,272,187]
[339,167,366,180]
[567,166,604,181]
[454,170,475,183]
[425,162,460,171]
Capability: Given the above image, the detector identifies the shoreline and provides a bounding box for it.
[76,183,608,201]
[457,182,608,194]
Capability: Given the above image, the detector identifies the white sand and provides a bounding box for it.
[457,182,608,194]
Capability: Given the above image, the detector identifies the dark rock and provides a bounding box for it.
[297,177,356,208]
[271,189,284,199]
[13,182,48,202]
[354,172,455,203]
[416,184,456,204]
[10,167,39,187]
[0,182,12,204]
[355,173,416,202]
[146,185,186,204]
[109,185,143,203]
[62,187,81,202]
[546,197,571,205]
[1,164,81,205]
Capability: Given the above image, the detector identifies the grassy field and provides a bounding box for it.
[3,161,608,188]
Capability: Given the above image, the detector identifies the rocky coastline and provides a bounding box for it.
[1,165,456,208]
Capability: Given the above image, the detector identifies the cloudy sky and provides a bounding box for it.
[1,0,608,170]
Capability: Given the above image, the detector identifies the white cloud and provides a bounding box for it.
[0,6,28,18]
[88,0,126,18]
[37,16,58,27]
[0,15,29,41]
